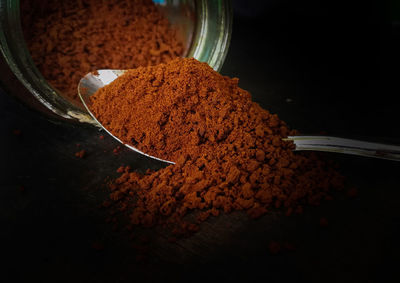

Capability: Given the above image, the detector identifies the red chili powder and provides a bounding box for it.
[89,58,344,236]
[20,0,183,102]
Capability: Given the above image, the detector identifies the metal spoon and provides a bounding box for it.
[78,70,400,163]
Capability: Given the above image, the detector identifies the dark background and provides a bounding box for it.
[1,0,400,282]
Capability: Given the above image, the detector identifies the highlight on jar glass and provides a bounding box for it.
[0,0,232,123]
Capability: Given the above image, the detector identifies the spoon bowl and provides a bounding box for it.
[78,69,175,164]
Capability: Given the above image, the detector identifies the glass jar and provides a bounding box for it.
[0,0,232,124]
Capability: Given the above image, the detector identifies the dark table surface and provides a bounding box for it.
[1,1,400,282]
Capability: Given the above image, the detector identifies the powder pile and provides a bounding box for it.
[21,0,183,102]
[90,58,344,235]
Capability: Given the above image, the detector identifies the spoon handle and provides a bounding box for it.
[284,136,400,161]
